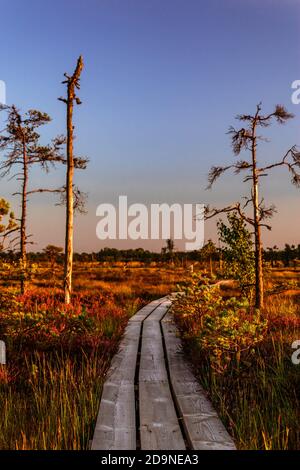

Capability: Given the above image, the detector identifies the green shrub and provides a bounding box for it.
[173,273,267,372]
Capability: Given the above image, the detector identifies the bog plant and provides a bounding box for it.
[173,273,267,372]
[0,290,128,353]
[0,287,132,449]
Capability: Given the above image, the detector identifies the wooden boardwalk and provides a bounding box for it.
[91,297,236,450]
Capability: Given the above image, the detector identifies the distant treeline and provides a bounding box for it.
[1,243,300,267]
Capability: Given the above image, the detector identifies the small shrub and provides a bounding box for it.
[173,273,268,372]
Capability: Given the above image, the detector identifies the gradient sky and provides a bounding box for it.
[0,0,299,252]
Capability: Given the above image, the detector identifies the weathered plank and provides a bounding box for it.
[92,298,166,450]
[91,382,136,450]
[139,322,167,382]
[139,301,171,382]
[161,312,236,450]
[139,301,185,450]
[129,297,167,323]
[139,381,185,450]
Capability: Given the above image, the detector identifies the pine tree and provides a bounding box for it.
[206,103,300,309]
[0,106,65,293]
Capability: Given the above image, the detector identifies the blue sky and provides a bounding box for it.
[1,0,299,251]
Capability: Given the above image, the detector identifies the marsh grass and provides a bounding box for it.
[195,331,299,449]
[0,350,109,449]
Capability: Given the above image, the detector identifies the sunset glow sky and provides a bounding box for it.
[1,0,299,251]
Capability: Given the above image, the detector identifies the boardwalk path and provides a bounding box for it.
[91,297,236,450]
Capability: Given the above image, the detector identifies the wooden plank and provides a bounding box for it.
[144,299,172,322]
[91,382,136,450]
[139,301,185,450]
[139,322,167,382]
[139,301,172,382]
[92,299,163,450]
[129,297,167,322]
[182,415,237,450]
[91,323,140,449]
[105,323,140,384]
[139,382,185,450]
[162,312,236,450]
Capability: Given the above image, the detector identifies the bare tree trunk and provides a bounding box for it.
[64,83,74,304]
[251,116,264,309]
[63,56,83,304]
[20,138,28,294]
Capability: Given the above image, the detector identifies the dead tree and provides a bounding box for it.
[59,56,87,304]
[0,106,65,293]
[207,103,300,309]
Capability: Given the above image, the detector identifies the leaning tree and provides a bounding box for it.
[206,103,300,309]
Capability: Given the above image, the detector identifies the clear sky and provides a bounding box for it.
[1,0,299,251]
